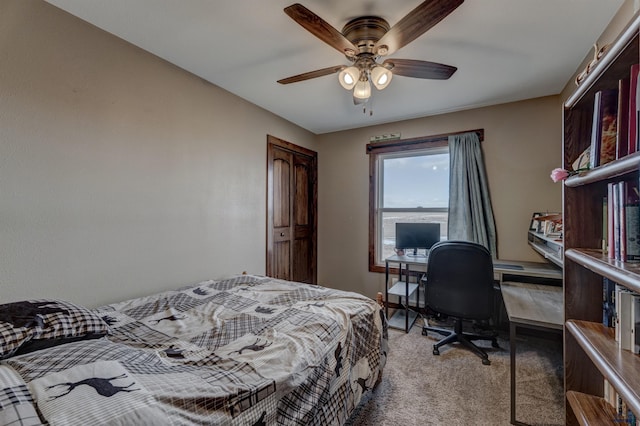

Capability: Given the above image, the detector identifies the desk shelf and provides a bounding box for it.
[384,256,426,333]
[387,309,418,331]
[528,231,563,267]
[388,281,418,297]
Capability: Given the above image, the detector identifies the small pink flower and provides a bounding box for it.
[550,168,570,182]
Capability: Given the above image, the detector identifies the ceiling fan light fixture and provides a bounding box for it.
[338,66,359,90]
[371,65,392,90]
[353,79,371,100]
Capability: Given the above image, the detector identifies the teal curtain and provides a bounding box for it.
[448,132,497,257]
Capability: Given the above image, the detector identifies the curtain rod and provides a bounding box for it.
[366,128,484,153]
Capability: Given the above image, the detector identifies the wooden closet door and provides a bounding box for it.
[267,135,317,284]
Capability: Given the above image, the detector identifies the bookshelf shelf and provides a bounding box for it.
[562,10,640,425]
[566,391,619,426]
[566,320,640,417]
[564,151,640,187]
[565,248,640,294]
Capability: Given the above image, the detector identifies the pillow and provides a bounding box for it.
[0,300,111,359]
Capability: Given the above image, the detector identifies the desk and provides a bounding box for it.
[500,281,563,426]
[383,257,562,333]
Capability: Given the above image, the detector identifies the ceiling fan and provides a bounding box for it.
[277,0,464,107]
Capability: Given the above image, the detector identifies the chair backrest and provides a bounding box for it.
[425,240,494,320]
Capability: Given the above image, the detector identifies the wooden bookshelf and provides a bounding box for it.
[562,11,640,426]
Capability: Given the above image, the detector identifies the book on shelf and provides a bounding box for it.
[590,91,603,168]
[603,196,608,253]
[604,276,640,355]
[630,64,639,154]
[588,63,639,167]
[604,378,639,425]
[528,212,562,238]
[616,284,634,351]
[632,295,640,354]
[613,182,622,260]
[626,181,640,261]
[603,277,616,327]
[607,184,614,259]
[604,180,640,262]
[617,77,630,159]
[590,89,618,167]
[619,182,627,261]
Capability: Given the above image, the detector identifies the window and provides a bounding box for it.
[367,136,451,272]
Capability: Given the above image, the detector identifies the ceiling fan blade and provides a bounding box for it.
[374,0,464,56]
[277,65,344,85]
[284,4,359,57]
[384,59,457,79]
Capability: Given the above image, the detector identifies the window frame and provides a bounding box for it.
[367,130,483,273]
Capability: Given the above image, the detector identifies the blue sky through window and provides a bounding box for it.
[383,153,449,208]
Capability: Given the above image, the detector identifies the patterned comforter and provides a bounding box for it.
[0,274,388,425]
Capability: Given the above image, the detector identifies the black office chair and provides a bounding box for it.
[421,240,498,365]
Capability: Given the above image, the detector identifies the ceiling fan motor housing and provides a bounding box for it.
[341,16,390,57]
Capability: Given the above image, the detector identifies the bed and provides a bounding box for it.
[0,274,387,425]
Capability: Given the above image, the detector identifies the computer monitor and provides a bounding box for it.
[395,222,441,256]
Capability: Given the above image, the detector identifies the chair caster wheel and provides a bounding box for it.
[491,340,499,348]
[422,328,428,336]
[482,358,491,365]
[433,347,440,356]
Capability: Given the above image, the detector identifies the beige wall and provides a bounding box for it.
[11,0,624,306]
[316,96,562,298]
[0,1,316,306]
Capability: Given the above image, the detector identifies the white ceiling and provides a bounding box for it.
[45,0,625,134]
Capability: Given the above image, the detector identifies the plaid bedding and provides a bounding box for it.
[0,274,388,425]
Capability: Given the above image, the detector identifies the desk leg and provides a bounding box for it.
[510,322,527,426]
[385,262,389,326]
[511,322,516,425]
[405,264,410,333]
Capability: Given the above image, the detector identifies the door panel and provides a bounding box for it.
[273,240,291,280]
[292,238,310,283]
[295,163,309,226]
[267,135,317,284]
[273,154,291,228]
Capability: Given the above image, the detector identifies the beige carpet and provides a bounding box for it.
[346,318,564,426]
